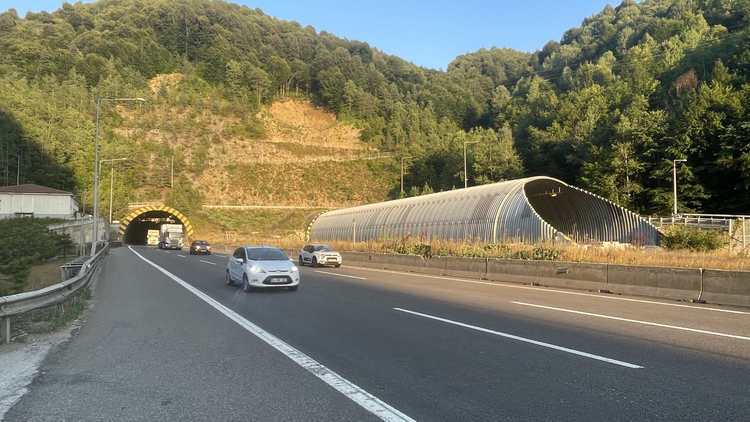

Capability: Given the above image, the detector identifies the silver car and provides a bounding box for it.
[226,246,300,292]
[298,244,342,267]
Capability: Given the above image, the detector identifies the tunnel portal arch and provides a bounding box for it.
[118,205,194,245]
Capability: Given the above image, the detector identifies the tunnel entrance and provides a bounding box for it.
[118,205,194,245]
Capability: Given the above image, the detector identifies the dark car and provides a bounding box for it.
[190,240,211,255]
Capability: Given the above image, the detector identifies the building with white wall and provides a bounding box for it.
[0,184,79,220]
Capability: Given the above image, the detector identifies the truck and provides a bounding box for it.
[147,229,159,246]
[158,223,184,250]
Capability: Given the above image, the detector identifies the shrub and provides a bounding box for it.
[660,226,724,252]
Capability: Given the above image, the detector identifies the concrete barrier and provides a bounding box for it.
[382,254,427,272]
[443,256,487,279]
[536,261,608,291]
[485,259,538,285]
[340,252,381,268]
[701,269,750,308]
[606,265,702,301]
[337,251,750,308]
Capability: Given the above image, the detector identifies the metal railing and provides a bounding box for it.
[0,242,109,345]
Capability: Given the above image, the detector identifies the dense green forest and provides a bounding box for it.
[1,0,749,217]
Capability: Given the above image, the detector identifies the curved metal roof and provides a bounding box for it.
[308,176,660,246]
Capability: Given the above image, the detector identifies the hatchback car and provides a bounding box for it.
[226,246,299,292]
[299,244,342,267]
[189,240,211,255]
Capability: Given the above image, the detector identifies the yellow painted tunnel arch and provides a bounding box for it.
[118,205,194,238]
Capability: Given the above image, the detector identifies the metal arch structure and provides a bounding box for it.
[118,205,194,237]
[308,176,661,246]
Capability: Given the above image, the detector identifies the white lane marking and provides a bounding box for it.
[315,270,366,280]
[512,302,750,341]
[394,307,643,369]
[128,247,413,422]
[352,267,750,315]
[199,260,216,265]
[178,255,185,258]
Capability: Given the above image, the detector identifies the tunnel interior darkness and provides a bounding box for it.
[122,210,186,245]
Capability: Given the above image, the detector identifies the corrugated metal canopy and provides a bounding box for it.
[308,176,660,246]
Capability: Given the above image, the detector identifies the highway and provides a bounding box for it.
[5,245,750,421]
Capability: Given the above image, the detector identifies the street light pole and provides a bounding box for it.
[464,141,477,189]
[673,159,687,216]
[92,98,144,255]
[99,158,127,224]
[401,156,412,196]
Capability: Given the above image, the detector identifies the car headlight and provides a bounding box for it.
[290,265,299,273]
[250,265,266,274]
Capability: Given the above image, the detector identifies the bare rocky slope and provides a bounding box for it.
[124,74,395,208]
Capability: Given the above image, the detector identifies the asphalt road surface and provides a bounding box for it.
[5,246,750,421]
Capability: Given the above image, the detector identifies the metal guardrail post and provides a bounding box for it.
[1,317,9,344]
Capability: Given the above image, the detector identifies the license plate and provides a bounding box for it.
[270,278,286,283]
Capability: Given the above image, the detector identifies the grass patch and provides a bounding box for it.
[298,237,750,271]
[25,258,71,291]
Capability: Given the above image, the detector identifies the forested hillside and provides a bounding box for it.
[1,0,749,219]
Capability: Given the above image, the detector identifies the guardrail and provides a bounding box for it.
[0,242,109,345]
[339,252,750,309]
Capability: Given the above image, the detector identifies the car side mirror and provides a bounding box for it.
[235,257,244,264]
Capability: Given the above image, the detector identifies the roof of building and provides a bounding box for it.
[0,184,73,195]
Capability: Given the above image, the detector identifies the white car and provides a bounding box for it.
[299,244,342,268]
[226,246,299,292]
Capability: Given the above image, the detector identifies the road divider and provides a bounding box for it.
[701,269,750,308]
[338,252,750,309]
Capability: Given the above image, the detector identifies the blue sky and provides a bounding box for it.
[4,0,622,70]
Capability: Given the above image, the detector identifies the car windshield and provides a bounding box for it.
[316,245,334,251]
[248,248,288,261]
[195,241,208,245]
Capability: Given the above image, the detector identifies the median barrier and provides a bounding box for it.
[485,259,538,285]
[700,269,750,308]
[606,264,702,301]
[340,252,373,266]
[536,261,608,291]
[381,254,436,273]
[443,256,487,279]
[336,251,747,308]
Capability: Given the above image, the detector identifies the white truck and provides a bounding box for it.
[147,229,160,246]
[158,223,184,250]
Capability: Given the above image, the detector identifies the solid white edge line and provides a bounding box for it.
[394,307,643,369]
[512,301,750,341]
[199,260,216,265]
[128,246,414,422]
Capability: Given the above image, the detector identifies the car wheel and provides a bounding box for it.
[242,275,252,293]
[190,250,193,255]
[298,255,304,266]
[312,257,319,267]
[226,270,234,286]
[335,264,340,268]
[288,286,298,291]
[207,251,211,255]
